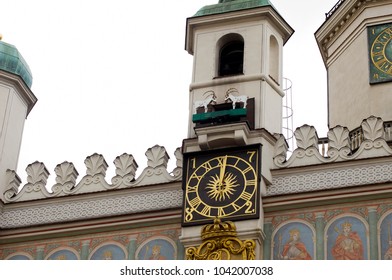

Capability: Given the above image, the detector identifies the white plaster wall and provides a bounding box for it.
[323,4,392,129]
[192,21,265,82]
[188,18,285,138]
[0,84,27,201]
[329,30,392,129]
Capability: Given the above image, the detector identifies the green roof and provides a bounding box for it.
[0,41,33,88]
[194,0,275,17]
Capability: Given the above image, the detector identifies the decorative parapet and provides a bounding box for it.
[274,116,392,168]
[268,159,392,196]
[1,187,182,229]
[3,145,182,203]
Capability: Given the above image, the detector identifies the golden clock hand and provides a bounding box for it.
[219,155,228,185]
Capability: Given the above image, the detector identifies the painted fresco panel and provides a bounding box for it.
[90,244,126,260]
[380,212,392,260]
[326,216,367,260]
[273,222,314,260]
[47,249,78,260]
[0,225,181,260]
[7,254,32,260]
[136,238,176,260]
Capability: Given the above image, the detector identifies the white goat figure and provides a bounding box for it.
[225,88,248,109]
[193,90,217,113]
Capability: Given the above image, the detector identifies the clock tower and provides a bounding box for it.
[316,0,392,130]
[181,0,293,259]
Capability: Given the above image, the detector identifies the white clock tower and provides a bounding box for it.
[185,0,293,142]
[181,0,293,259]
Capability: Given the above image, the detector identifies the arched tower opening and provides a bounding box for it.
[217,33,244,77]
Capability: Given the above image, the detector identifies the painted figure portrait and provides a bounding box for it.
[384,241,392,260]
[379,212,392,260]
[90,243,126,260]
[273,222,314,260]
[7,254,32,260]
[137,238,175,260]
[47,249,78,260]
[327,217,367,260]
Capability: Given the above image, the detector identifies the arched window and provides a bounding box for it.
[217,34,244,77]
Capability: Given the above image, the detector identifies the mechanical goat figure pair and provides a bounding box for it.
[193,88,248,113]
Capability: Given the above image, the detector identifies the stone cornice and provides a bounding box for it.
[186,5,293,54]
[264,182,392,213]
[269,157,392,197]
[0,69,37,116]
[0,209,182,245]
[315,0,390,66]
[189,74,285,97]
[0,180,182,229]
[272,153,392,176]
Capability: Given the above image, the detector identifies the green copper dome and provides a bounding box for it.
[194,0,275,17]
[0,41,33,88]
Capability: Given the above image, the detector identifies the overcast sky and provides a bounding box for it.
[1,0,338,184]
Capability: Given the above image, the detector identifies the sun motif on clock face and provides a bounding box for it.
[206,172,240,201]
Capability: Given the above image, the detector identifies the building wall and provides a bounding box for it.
[319,3,392,129]
[0,223,183,260]
[264,199,392,260]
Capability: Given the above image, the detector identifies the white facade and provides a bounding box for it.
[316,0,392,129]
[1,0,392,260]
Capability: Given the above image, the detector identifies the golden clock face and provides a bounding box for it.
[368,23,392,84]
[182,145,260,226]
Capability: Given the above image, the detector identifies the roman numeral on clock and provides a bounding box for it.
[189,197,201,209]
[240,191,253,201]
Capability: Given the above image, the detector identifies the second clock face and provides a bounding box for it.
[182,145,261,226]
[368,23,392,84]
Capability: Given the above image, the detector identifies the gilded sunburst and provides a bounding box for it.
[206,172,239,201]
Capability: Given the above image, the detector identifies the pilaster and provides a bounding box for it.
[368,206,378,259]
[127,235,137,260]
[81,240,91,260]
[263,218,273,259]
[35,245,45,260]
[315,212,325,260]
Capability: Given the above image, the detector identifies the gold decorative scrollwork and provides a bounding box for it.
[186,218,256,260]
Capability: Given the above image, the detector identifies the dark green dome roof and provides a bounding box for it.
[0,41,33,88]
[194,0,275,17]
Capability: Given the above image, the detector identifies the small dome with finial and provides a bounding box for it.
[0,37,33,88]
